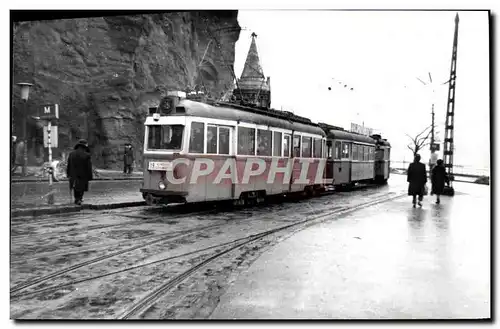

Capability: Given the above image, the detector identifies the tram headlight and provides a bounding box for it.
[158,181,166,190]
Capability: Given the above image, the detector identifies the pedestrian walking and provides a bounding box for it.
[66,139,93,205]
[431,159,449,204]
[123,143,134,175]
[407,154,427,207]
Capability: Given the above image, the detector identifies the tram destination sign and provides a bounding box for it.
[148,161,173,171]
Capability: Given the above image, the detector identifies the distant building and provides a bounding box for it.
[232,33,271,108]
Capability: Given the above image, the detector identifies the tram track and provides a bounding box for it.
[9,221,229,294]
[10,207,221,244]
[11,191,405,313]
[118,191,406,319]
[10,198,306,293]
[10,187,356,266]
[10,201,293,264]
[11,188,397,288]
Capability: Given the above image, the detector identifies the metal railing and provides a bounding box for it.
[391,160,489,177]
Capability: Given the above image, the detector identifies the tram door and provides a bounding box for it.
[325,140,334,184]
[289,134,304,192]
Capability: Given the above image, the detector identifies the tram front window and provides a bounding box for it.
[147,125,184,150]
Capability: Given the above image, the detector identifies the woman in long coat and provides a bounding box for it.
[431,159,449,204]
[407,154,427,207]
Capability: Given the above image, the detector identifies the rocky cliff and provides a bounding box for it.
[12,11,240,168]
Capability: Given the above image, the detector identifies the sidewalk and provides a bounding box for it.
[11,180,145,218]
[210,181,490,319]
[11,168,143,183]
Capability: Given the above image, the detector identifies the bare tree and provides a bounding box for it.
[406,124,433,157]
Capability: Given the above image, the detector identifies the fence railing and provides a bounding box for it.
[391,161,489,177]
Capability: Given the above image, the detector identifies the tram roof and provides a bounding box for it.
[376,139,391,147]
[173,100,326,136]
[324,129,376,144]
[370,134,391,147]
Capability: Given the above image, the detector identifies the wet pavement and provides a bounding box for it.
[11,180,144,208]
[210,181,491,319]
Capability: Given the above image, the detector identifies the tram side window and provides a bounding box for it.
[273,131,282,157]
[283,135,291,157]
[257,130,272,156]
[352,144,358,161]
[363,146,369,161]
[313,138,322,158]
[293,135,301,157]
[341,143,350,159]
[206,125,217,154]
[147,124,184,150]
[238,126,256,155]
[218,127,230,155]
[302,136,312,158]
[189,122,205,153]
[283,135,292,158]
[370,147,374,160]
[334,141,342,160]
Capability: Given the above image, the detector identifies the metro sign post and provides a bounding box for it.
[39,104,59,205]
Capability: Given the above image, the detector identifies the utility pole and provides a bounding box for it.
[442,13,459,196]
[429,104,438,172]
[430,105,435,147]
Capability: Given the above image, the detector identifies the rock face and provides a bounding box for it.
[12,11,240,168]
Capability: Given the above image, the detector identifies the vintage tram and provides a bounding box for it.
[319,123,391,188]
[141,91,328,206]
[141,91,391,206]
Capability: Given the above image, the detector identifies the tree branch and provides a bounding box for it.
[415,124,433,140]
[416,128,433,148]
[405,133,416,142]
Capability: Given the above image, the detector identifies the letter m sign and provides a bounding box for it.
[39,104,59,120]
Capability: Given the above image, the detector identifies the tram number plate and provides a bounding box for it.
[148,161,173,171]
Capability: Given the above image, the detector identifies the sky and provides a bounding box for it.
[234,10,490,172]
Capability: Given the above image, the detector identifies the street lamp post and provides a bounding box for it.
[16,82,33,176]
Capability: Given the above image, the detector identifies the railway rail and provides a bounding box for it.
[11,189,404,319]
[118,191,405,319]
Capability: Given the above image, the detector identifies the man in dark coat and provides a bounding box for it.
[431,159,449,204]
[407,154,427,207]
[67,139,93,205]
[123,143,134,174]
